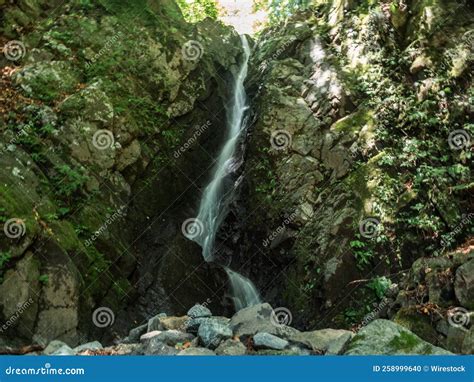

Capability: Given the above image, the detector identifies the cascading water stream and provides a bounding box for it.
[193,35,261,311]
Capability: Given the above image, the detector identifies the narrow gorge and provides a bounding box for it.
[0,0,472,356]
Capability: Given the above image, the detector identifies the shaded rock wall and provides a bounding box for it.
[0,0,242,346]
[221,0,473,330]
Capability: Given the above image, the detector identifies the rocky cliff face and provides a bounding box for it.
[222,0,473,332]
[0,0,472,355]
[0,0,242,346]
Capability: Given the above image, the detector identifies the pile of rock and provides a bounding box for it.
[40,303,452,356]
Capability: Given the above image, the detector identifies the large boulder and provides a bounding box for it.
[198,319,232,349]
[454,259,474,310]
[229,303,299,340]
[345,320,452,355]
[253,332,289,350]
[289,328,353,352]
[187,304,212,319]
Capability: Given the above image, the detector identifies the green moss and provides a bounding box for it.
[394,308,439,345]
[388,331,421,353]
[331,109,373,134]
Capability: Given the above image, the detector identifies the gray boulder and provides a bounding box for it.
[215,339,247,355]
[177,347,216,356]
[43,340,69,355]
[147,313,167,332]
[128,323,148,343]
[229,303,299,340]
[290,328,353,352]
[454,259,474,310]
[152,330,194,346]
[185,317,208,334]
[187,304,212,318]
[345,320,452,355]
[253,332,288,350]
[73,341,103,353]
[325,332,353,355]
[145,337,178,355]
[198,319,232,349]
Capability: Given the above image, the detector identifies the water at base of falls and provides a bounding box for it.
[193,35,261,311]
[226,268,261,311]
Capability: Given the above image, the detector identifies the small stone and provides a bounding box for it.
[177,347,216,356]
[43,340,69,355]
[52,345,76,356]
[145,338,178,355]
[73,341,103,353]
[140,330,162,342]
[152,330,194,346]
[187,304,212,319]
[215,339,246,355]
[253,332,288,350]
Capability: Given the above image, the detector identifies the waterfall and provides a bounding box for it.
[193,35,261,311]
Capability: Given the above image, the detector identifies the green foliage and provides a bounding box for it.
[350,237,374,269]
[367,276,391,299]
[38,274,49,284]
[176,0,219,22]
[0,251,12,283]
[52,164,89,199]
[254,0,312,23]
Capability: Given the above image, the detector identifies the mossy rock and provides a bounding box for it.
[345,319,451,355]
[393,307,439,345]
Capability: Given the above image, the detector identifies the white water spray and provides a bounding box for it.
[193,35,261,310]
